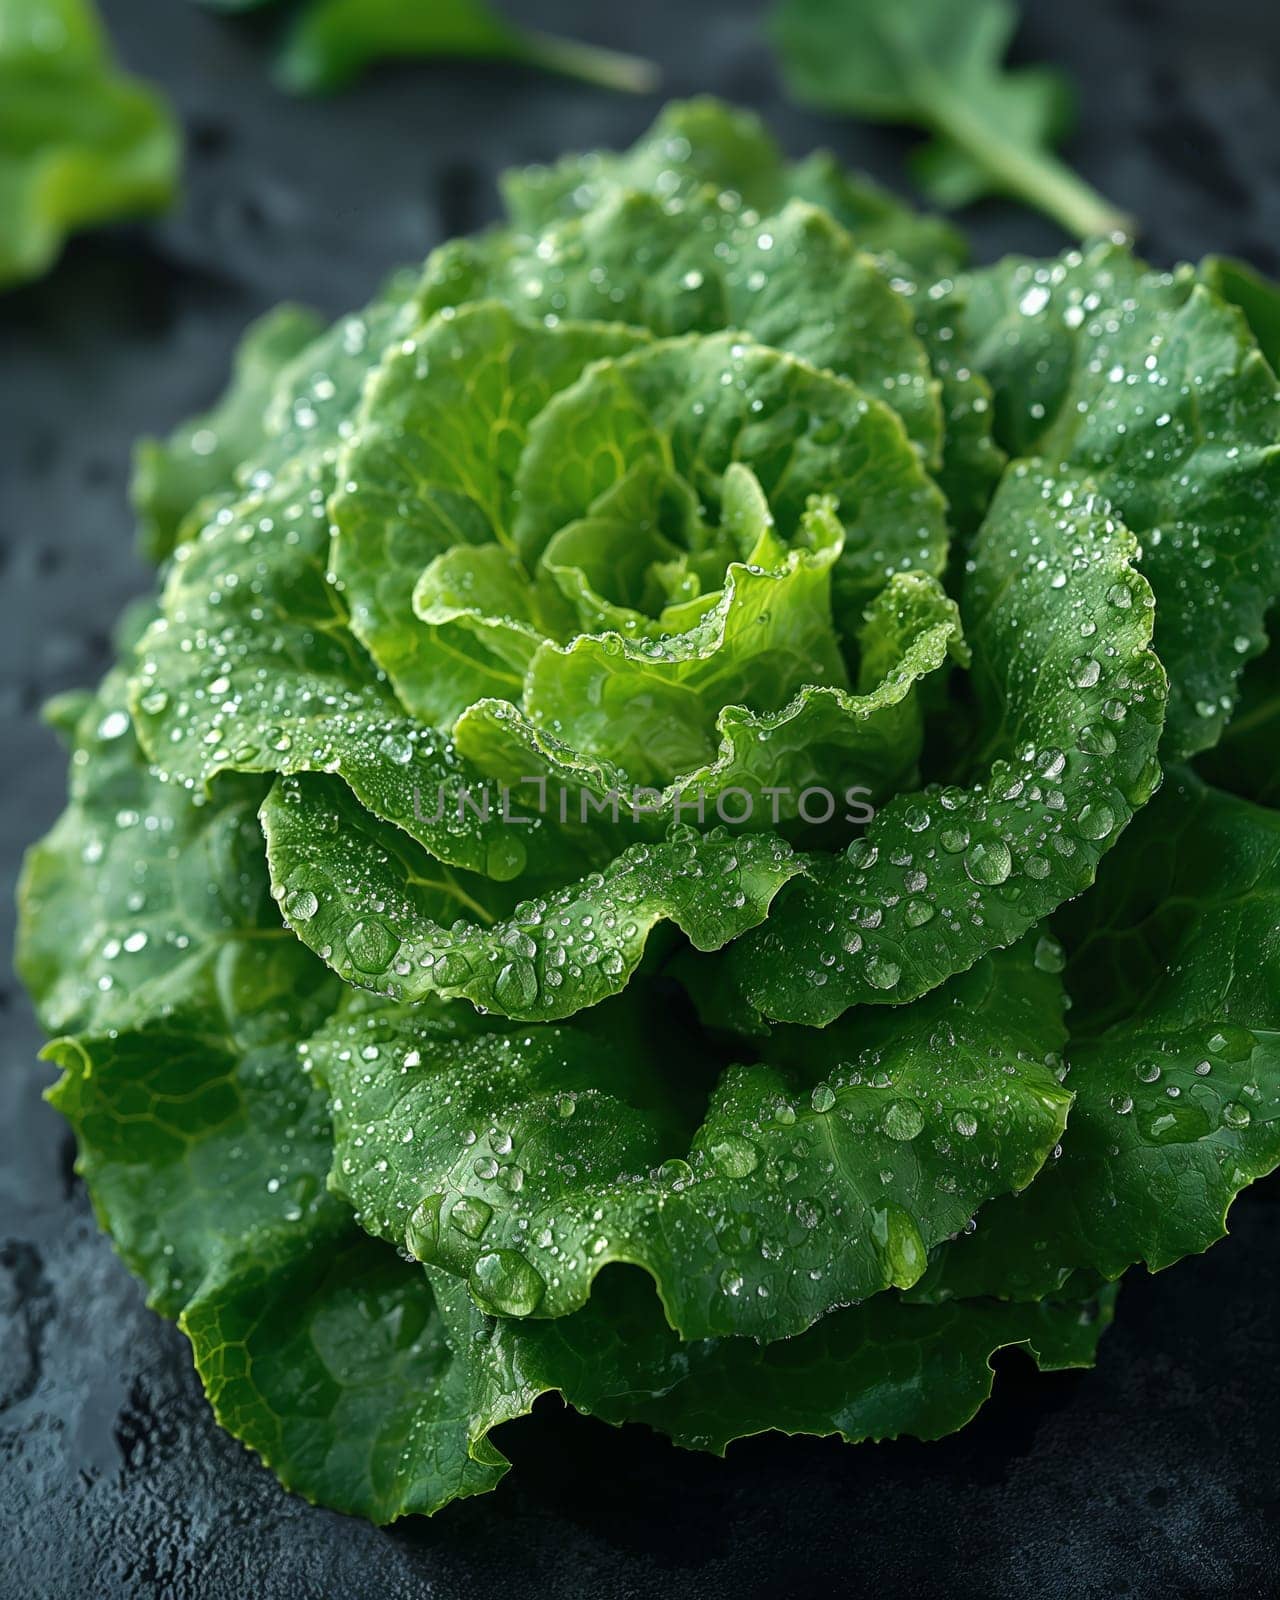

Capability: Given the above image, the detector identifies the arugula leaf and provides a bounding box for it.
[771,0,1131,239]
[278,0,659,95]
[0,0,180,288]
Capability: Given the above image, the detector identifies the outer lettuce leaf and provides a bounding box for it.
[501,98,795,234]
[501,97,966,282]
[436,1267,1118,1456]
[783,147,967,281]
[46,1008,506,1520]
[307,935,1069,1340]
[260,771,803,1020]
[18,661,272,1035]
[720,462,1166,1025]
[916,772,1280,1301]
[132,304,325,563]
[255,268,423,470]
[964,242,1280,759]
[1200,254,1280,375]
[16,675,506,1519]
[908,279,1007,537]
[1196,636,1280,807]
[0,0,179,288]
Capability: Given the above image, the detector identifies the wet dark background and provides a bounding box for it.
[3,1,1280,1594]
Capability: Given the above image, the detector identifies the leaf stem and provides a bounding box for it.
[520,29,661,96]
[921,73,1134,240]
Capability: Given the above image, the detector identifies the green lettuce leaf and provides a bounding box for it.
[420,189,945,469]
[916,772,1280,1301]
[17,676,504,1519]
[132,303,325,563]
[509,331,948,614]
[308,933,1069,1339]
[964,242,1280,759]
[260,771,802,1020]
[770,0,1129,238]
[0,0,179,289]
[273,0,660,97]
[17,658,277,1035]
[1201,254,1280,375]
[329,304,651,723]
[502,97,967,282]
[783,147,966,281]
[13,670,1107,1519]
[501,98,795,234]
[436,1267,1117,1457]
[1196,635,1280,807]
[449,559,963,831]
[719,462,1166,1025]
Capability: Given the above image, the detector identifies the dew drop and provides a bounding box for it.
[494,958,538,1012]
[866,955,902,991]
[708,1134,759,1177]
[882,1099,925,1141]
[347,916,399,975]
[964,837,1012,886]
[449,1195,493,1240]
[284,888,319,923]
[469,1249,546,1316]
[404,1193,443,1260]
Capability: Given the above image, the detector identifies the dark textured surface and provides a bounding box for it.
[3,1,1280,1595]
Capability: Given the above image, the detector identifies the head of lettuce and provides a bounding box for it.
[18,100,1280,1519]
